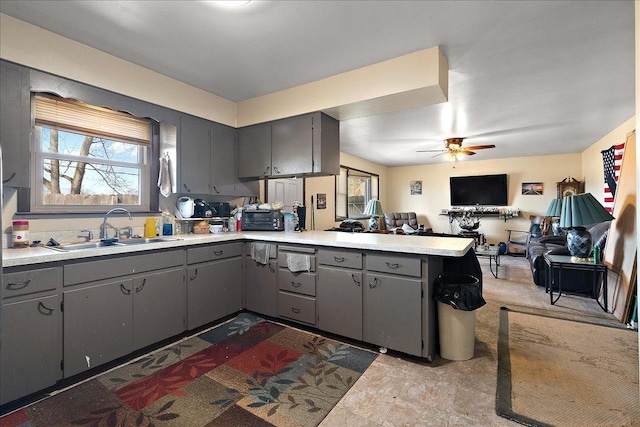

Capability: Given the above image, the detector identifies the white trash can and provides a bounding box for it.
[437,301,476,361]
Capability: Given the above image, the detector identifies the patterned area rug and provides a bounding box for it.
[1,313,377,427]
[496,307,639,427]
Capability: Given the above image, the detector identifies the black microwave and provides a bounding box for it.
[242,210,284,231]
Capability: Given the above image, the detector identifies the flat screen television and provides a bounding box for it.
[450,173,508,206]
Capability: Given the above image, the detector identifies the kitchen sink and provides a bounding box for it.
[116,237,182,245]
[46,237,181,252]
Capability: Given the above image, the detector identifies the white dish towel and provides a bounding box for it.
[157,154,172,197]
[287,253,310,272]
[251,242,270,265]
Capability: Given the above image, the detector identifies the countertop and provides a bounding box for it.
[3,231,474,268]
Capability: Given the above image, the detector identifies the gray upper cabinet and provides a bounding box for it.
[237,112,339,179]
[237,124,272,178]
[0,61,30,187]
[179,114,213,194]
[179,114,258,197]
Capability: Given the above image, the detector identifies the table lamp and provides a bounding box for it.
[559,193,614,260]
[545,198,563,236]
[363,199,384,231]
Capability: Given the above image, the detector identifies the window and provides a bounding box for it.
[335,165,379,220]
[32,94,152,212]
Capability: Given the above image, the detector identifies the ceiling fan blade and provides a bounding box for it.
[456,151,476,156]
[463,144,495,150]
[416,149,445,153]
[430,152,445,158]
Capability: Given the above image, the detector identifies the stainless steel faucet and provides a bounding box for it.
[78,230,93,242]
[100,208,133,239]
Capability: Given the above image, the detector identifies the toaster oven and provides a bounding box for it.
[242,210,284,231]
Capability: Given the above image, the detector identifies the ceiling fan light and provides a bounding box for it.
[444,151,457,162]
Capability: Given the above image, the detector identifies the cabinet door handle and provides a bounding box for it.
[214,250,223,256]
[291,281,301,288]
[135,278,146,293]
[291,307,300,313]
[334,256,345,263]
[385,262,400,269]
[38,302,55,315]
[368,277,379,289]
[190,269,198,281]
[352,274,361,287]
[264,166,271,175]
[3,172,16,184]
[120,283,131,295]
[212,186,220,194]
[273,166,281,174]
[6,279,31,290]
[269,263,275,273]
[183,183,191,192]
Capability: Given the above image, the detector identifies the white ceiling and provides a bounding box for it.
[0,0,635,167]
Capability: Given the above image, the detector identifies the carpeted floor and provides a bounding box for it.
[0,313,377,427]
[496,306,639,427]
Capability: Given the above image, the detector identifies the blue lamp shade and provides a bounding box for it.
[363,199,384,231]
[545,198,563,217]
[559,193,614,259]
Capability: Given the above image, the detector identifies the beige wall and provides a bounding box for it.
[304,152,389,231]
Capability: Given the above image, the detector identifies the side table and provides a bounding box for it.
[544,253,608,312]
[475,246,500,278]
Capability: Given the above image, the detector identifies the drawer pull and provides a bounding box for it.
[291,307,300,313]
[385,262,400,269]
[190,269,198,281]
[120,284,131,295]
[352,274,361,287]
[369,277,379,289]
[6,279,31,290]
[38,302,54,315]
[291,281,301,288]
[269,264,275,273]
[135,278,146,293]
[334,256,345,263]
[214,250,223,256]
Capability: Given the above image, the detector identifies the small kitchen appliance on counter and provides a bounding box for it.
[242,210,284,231]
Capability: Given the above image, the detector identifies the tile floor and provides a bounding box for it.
[319,255,628,427]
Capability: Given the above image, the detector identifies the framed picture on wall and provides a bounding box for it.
[410,181,422,195]
[522,182,543,195]
[316,193,326,209]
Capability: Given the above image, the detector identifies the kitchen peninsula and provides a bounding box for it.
[1,231,473,406]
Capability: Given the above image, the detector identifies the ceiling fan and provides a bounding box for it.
[417,137,495,161]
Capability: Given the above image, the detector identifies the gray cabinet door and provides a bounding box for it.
[0,295,61,405]
[237,124,271,178]
[179,114,211,194]
[245,259,278,317]
[132,268,186,350]
[187,262,227,329]
[220,257,243,315]
[364,273,422,356]
[317,267,363,340]
[211,122,258,197]
[63,280,134,377]
[0,61,30,187]
[271,114,313,176]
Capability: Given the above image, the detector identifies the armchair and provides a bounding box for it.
[384,212,418,230]
[505,215,544,256]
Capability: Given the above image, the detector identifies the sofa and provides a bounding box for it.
[526,222,610,291]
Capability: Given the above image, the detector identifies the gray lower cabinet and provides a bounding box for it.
[63,250,186,377]
[63,279,134,377]
[364,254,423,356]
[132,268,186,350]
[317,267,363,340]
[277,245,317,325]
[187,242,243,329]
[244,242,278,317]
[1,294,61,405]
[1,266,63,405]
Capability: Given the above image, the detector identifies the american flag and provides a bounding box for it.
[601,142,625,213]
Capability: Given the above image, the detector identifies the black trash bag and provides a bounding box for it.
[433,272,486,311]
